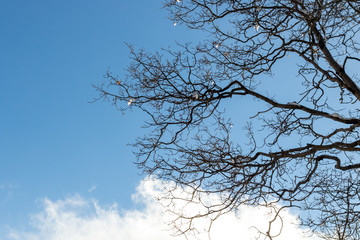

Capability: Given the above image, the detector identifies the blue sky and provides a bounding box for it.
[0,0,179,230]
[0,1,319,239]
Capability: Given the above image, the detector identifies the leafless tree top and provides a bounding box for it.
[97,1,360,239]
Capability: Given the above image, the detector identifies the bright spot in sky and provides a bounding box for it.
[127,98,135,106]
[192,91,199,100]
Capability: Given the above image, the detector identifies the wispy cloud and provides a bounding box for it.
[88,184,97,193]
[0,182,19,203]
[5,178,319,240]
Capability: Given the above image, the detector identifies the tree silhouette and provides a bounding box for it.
[97,1,360,239]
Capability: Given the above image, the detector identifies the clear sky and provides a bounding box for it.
[0,1,318,239]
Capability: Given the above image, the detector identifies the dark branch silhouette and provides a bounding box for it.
[97,1,360,239]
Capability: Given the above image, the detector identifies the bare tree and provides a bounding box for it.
[97,0,360,239]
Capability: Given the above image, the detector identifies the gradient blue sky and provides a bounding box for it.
[0,0,206,232]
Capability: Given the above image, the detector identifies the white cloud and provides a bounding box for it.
[88,184,97,193]
[5,178,319,240]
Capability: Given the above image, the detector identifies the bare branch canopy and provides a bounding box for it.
[97,1,360,239]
